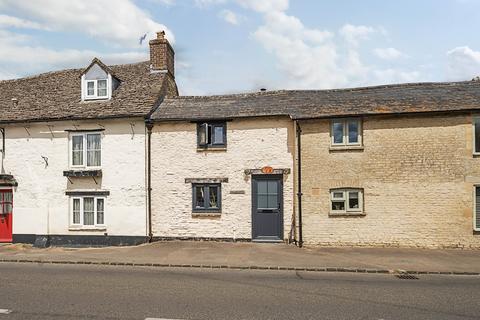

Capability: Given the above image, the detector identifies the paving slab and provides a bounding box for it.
[0,241,479,274]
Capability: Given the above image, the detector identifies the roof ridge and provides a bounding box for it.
[166,80,478,100]
[0,60,150,84]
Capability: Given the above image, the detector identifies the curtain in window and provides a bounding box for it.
[209,186,218,208]
[72,199,81,224]
[87,134,101,167]
[97,80,107,97]
[97,199,104,225]
[87,81,95,96]
[213,126,224,144]
[1,191,12,214]
[195,186,205,208]
[72,136,83,166]
[83,198,95,225]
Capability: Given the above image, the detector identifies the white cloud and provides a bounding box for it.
[373,47,406,60]
[248,3,420,89]
[0,14,49,30]
[0,29,148,79]
[236,0,288,13]
[0,0,174,47]
[446,46,480,80]
[194,0,227,7]
[339,24,376,47]
[219,9,240,25]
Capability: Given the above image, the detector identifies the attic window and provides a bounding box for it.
[85,79,108,99]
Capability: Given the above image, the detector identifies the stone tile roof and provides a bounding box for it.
[151,80,480,121]
[0,61,169,123]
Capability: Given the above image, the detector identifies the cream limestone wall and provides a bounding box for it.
[300,113,480,249]
[2,119,147,238]
[150,117,295,240]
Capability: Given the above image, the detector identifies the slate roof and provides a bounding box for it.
[151,80,480,121]
[0,61,168,124]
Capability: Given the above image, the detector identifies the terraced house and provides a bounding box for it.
[1,30,480,249]
[0,31,177,246]
[148,82,480,249]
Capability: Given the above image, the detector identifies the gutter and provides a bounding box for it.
[146,121,153,242]
[296,121,303,248]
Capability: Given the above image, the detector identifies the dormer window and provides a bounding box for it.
[81,58,119,101]
[86,79,108,99]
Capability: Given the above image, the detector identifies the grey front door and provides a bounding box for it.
[252,175,283,241]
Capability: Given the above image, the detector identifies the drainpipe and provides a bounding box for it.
[296,121,303,248]
[146,121,153,242]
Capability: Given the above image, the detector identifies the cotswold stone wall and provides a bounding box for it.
[150,117,295,240]
[300,113,480,249]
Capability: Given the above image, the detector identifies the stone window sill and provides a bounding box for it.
[197,147,227,152]
[329,146,364,152]
[192,212,222,217]
[329,212,365,217]
[63,169,102,177]
[68,226,107,231]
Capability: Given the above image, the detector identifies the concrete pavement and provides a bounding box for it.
[0,241,479,274]
[0,263,479,319]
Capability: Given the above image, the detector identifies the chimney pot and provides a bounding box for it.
[157,31,165,39]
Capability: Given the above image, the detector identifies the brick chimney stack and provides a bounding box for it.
[149,31,175,78]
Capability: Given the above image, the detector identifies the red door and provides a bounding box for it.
[0,190,13,242]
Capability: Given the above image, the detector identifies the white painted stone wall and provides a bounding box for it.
[150,117,295,240]
[2,119,147,238]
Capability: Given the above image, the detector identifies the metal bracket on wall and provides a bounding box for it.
[92,176,98,185]
[67,177,74,184]
[46,125,55,139]
[129,122,135,140]
[23,126,31,137]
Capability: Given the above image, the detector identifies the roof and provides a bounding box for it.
[80,57,118,79]
[151,80,480,121]
[0,61,169,123]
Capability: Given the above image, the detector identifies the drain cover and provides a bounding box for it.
[395,273,419,280]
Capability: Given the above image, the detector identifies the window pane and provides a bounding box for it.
[72,136,83,166]
[348,121,359,144]
[195,186,205,209]
[87,134,101,167]
[213,126,224,144]
[198,123,207,146]
[87,81,95,95]
[257,181,268,194]
[475,120,480,153]
[348,191,359,209]
[83,198,94,225]
[258,195,268,209]
[97,199,104,225]
[332,192,344,199]
[97,80,107,97]
[209,186,219,208]
[87,82,95,95]
[73,199,81,224]
[332,121,344,144]
[332,201,345,211]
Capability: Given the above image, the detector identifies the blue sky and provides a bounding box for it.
[1,0,480,95]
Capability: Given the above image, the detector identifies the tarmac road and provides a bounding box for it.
[0,263,478,320]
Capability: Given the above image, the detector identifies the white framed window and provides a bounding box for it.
[330,188,363,214]
[474,186,480,231]
[70,132,102,168]
[84,79,109,100]
[331,119,362,146]
[70,196,105,227]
